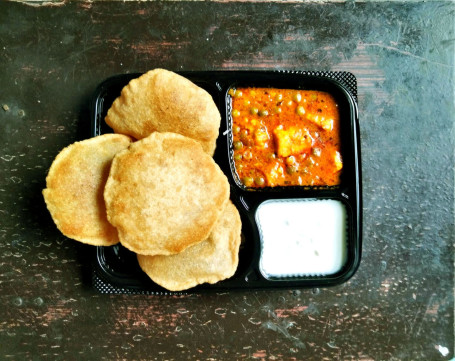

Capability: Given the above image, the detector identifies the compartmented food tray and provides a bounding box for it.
[90,70,362,294]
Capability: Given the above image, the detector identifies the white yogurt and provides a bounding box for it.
[255,199,347,278]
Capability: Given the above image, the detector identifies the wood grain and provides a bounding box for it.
[0,1,453,360]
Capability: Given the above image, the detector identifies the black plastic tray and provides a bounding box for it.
[90,70,362,294]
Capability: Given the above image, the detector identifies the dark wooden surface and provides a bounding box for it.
[0,1,454,360]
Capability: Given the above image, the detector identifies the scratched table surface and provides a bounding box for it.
[0,1,454,360]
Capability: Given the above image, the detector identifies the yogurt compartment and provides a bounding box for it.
[256,199,348,279]
[229,87,343,188]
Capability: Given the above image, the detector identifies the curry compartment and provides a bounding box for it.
[226,76,358,193]
[90,70,362,294]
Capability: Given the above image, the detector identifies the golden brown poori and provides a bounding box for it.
[105,68,221,155]
[103,132,230,256]
[137,201,242,291]
[42,134,132,246]
[43,69,243,291]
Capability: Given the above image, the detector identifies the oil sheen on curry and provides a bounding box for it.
[230,87,342,188]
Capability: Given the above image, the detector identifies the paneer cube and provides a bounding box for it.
[253,126,270,148]
[334,151,343,171]
[273,126,313,157]
[263,161,285,186]
[306,114,334,131]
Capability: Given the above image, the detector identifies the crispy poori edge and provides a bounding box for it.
[42,134,132,246]
[103,132,230,256]
[150,69,220,155]
[105,69,220,155]
[104,73,148,140]
[136,201,242,291]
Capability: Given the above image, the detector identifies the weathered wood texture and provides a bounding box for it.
[0,1,453,360]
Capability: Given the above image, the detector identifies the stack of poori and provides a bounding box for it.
[43,69,242,291]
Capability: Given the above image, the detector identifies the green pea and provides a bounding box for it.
[250,107,259,115]
[234,153,243,161]
[232,109,241,117]
[242,177,254,186]
[293,93,302,102]
[259,109,269,117]
[233,141,243,150]
[255,177,265,186]
[233,125,241,134]
[286,165,297,174]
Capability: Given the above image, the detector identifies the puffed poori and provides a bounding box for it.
[42,134,132,246]
[104,132,230,256]
[137,201,241,291]
[105,68,221,155]
[44,69,243,291]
